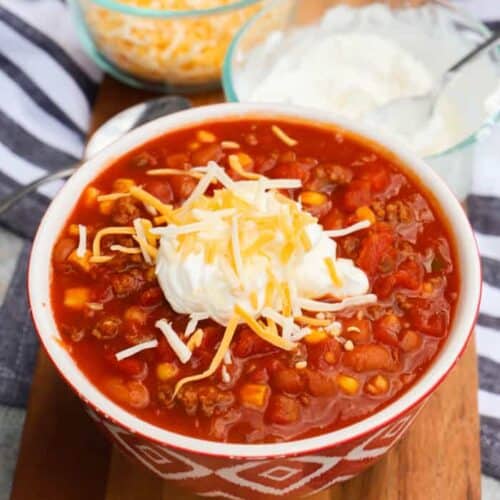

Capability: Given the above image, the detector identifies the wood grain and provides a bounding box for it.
[10,77,481,500]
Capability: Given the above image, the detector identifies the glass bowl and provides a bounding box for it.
[223,0,500,199]
[68,0,264,93]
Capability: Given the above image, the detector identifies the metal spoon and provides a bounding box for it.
[0,95,191,216]
[368,32,500,136]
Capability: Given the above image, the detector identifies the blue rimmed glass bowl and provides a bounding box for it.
[223,0,500,199]
[68,0,264,93]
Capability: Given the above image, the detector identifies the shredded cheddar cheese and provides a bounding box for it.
[173,315,239,399]
[271,125,298,146]
[324,257,343,287]
[83,0,262,86]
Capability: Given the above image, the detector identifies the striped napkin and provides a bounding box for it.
[0,0,499,488]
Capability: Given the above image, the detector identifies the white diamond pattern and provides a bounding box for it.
[259,466,300,482]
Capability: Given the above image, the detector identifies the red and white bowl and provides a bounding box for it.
[28,103,481,498]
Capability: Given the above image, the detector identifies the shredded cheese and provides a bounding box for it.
[185,313,209,337]
[115,339,158,361]
[297,294,378,312]
[231,216,243,279]
[146,168,205,179]
[89,255,114,264]
[133,218,153,265]
[272,125,298,146]
[84,0,261,87]
[235,304,297,351]
[110,245,142,254]
[96,192,129,202]
[92,227,135,258]
[221,365,231,383]
[221,141,240,150]
[228,154,262,180]
[295,315,332,327]
[173,315,239,399]
[76,224,87,258]
[324,257,343,287]
[324,220,371,238]
[155,319,192,364]
[129,186,173,217]
[187,328,204,351]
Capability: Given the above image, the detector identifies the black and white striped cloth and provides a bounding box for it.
[0,0,499,482]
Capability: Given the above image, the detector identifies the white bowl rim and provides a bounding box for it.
[28,102,481,459]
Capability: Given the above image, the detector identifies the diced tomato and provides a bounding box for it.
[105,353,147,378]
[267,162,310,184]
[359,164,390,192]
[321,208,345,230]
[373,275,396,299]
[356,230,394,275]
[409,301,447,337]
[342,179,372,212]
[393,259,423,290]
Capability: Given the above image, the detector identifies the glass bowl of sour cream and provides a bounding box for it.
[223,0,500,199]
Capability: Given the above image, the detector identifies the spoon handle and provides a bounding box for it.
[447,31,500,76]
[0,165,79,216]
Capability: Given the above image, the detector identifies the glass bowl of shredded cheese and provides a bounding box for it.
[69,0,264,92]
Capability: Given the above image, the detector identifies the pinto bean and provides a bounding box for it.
[266,394,300,425]
[343,344,400,372]
[304,370,337,397]
[271,369,305,394]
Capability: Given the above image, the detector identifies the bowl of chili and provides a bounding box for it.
[28,103,481,498]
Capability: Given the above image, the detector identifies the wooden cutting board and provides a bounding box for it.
[10,77,481,500]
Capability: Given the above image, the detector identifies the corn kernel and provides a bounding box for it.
[422,282,433,294]
[196,130,216,143]
[156,362,179,382]
[64,287,91,310]
[188,141,201,151]
[83,186,100,207]
[99,200,114,215]
[324,351,337,365]
[68,224,80,237]
[356,206,376,224]
[337,374,359,395]
[67,250,91,272]
[239,383,269,408]
[366,375,389,395]
[237,152,253,168]
[300,191,327,206]
[113,178,135,193]
[304,329,328,344]
[344,340,355,351]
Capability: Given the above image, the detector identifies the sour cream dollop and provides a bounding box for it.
[155,179,369,325]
